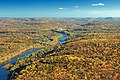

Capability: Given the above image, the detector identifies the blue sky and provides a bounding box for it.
[0,0,120,17]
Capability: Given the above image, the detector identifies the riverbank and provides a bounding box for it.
[0,45,43,65]
[7,32,69,80]
[0,31,69,80]
[0,31,63,65]
[45,32,62,46]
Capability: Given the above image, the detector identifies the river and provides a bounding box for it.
[0,32,8,34]
[0,32,69,80]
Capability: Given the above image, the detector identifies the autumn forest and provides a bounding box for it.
[0,17,120,80]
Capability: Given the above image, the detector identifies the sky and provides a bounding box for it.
[0,0,120,17]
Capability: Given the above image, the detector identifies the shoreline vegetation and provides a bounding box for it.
[2,32,64,70]
[0,32,62,64]
[0,45,41,64]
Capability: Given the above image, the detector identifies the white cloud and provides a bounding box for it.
[92,3,105,6]
[58,8,64,10]
[74,6,79,8]
[58,7,68,10]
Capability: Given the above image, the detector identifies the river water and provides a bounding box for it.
[0,32,69,80]
[57,32,69,44]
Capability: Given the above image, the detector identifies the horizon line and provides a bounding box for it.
[0,17,120,18]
